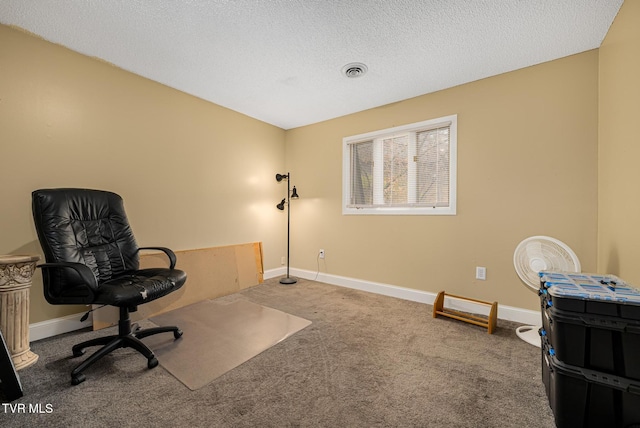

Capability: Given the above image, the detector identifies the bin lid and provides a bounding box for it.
[539,271,640,304]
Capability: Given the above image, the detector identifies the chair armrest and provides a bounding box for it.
[137,247,177,269]
[38,262,99,297]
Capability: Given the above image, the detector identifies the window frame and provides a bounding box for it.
[342,114,457,216]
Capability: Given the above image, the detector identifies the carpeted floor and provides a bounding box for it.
[1,278,555,427]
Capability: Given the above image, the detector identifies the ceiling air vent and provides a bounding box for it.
[342,62,368,78]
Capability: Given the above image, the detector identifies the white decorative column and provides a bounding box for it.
[0,254,40,370]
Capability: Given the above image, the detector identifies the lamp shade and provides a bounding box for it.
[291,186,299,199]
[276,199,286,210]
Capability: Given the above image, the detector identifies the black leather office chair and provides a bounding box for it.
[32,188,187,385]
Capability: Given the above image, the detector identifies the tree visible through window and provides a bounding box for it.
[383,135,408,205]
[350,141,373,206]
[417,126,450,207]
[343,115,457,215]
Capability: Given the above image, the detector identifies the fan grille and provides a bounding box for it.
[514,236,581,292]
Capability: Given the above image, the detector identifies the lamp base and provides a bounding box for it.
[279,276,298,285]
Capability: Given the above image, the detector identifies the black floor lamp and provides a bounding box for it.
[276,172,299,284]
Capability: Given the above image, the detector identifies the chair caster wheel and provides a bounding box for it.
[174,329,183,339]
[71,373,86,385]
[148,357,159,369]
[73,348,86,357]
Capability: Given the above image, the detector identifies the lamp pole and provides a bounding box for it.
[283,175,296,284]
[276,172,297,284]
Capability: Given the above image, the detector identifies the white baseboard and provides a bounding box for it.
[31,268,537,341]
[29,312,93,342]
[264,267,287,279]
[265,267,539,326]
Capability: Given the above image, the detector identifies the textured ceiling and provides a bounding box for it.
[0,1,623,130]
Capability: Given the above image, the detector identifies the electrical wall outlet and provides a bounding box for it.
[476,266,486,280]
[281,256,286,265]
[319,249,325,259]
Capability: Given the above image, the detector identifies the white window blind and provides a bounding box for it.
[343,115,457,215]
[416,126,450,207]
[350,140,373,206]
[381,135,409,205]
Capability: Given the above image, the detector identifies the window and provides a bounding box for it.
[343,115,457,215]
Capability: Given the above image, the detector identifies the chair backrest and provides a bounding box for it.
[32,189,140,295]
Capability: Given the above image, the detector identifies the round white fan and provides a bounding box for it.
[513,236,581,347]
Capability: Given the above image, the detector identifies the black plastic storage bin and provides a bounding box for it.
[539,272,640,317]
[542,335,640,428]
[539,272,640,380]
[540,305,640,381]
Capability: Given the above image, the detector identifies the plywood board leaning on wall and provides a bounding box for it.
[92,242,264,330]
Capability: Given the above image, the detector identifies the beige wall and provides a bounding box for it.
[4,9,628,324]
[0,25,286,323]
[286,51,599,311]
[598,1,640,283]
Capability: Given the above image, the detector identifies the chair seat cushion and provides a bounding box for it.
[95,268,187,307]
